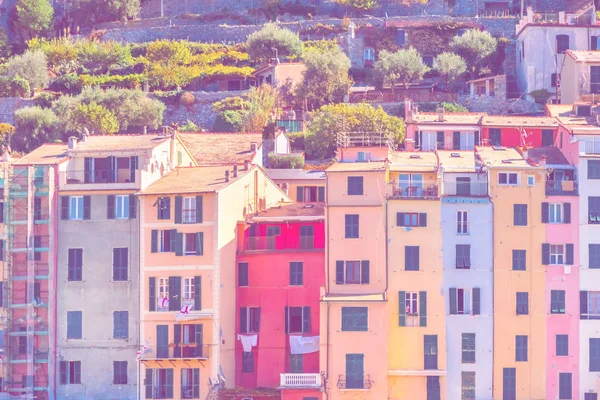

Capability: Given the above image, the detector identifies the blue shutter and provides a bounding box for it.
[165,369,173,398]
[564,203,571,223]
[582,290,588,320]
[129,194,136,219]
[419,213,427,227]
[361,260,369,284]
[566,244,574,265]
[196,195,203,223]
[336,261,344,284]
[156,325,169,358]
[173,324,181,358]
[145,368,153,398]
[196,232,203,255]
[318,186,325,202]
[169,277,181,311]
[302,306,311,333]
[61,196,69,220]
[151,230,158,253]
[194,276,201,310]
[397,212,405,226]
[472,288,481,315]
[195,325,203,357]
[542,202,549,223]
[240,308,247,333]
[284,306,289,334]
[174,196,182,224]
[449,288,457,314]
[84,157,92,183]
[399,291,406,326]
[542,243,550,265]
[175,233,183,256]
[296,186,304,202]
[149,277,156,312]
[419,291,427,327]
[130,156,138,182]
[107,195,115,219]
[193,368,200,396]
[83,196,91,220]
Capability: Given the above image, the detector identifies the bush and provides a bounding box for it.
[246,23,303,61]
[79,74,146,89]
[71,102,120,134]
[213,96,248,112]
[267,152,304,168]
[13,106,59,152]
[0,76,31,97]
[145,40,192,65]
[35,91,60,108]
[286,132,305,151]
[440,102,468,112]
[151,90,181,105]
[0,123,14,145]
[70,0,140,26]
[179,92,196,106]
[74,40,133,74]
[214,110,243,132]
[0,29,11,61]
[6,50,49,94]
[179,120,199,132]
[49,73,82,94]
[15,0,54,37]
[529,89,552,105]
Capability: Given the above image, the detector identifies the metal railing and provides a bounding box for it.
[337,374,372,390]
[280,373,322,388]
[243,235,321,251]
[442,180,488,197]
[155,297,194,312]
[546,180,578,196]
[153,343,210,360]
[62,169,135,184]
[387,181,439,200]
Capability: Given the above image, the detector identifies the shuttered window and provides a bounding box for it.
[67,311,82,339]
[341,307,368,331]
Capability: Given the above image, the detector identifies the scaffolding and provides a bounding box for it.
[3,165,52,400]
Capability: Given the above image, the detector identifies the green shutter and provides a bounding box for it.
[194,276,201,310]
[335,261,344,284]
[566,244,574,265]
[151,230,158,253]
[296,186,304,202]
[419,291,427,327]
[149,277,156,312]
[419,213,427,227]
[399,291,406,326]
[61,196,69,220]
[196,195,203,223]
[397,212,405,227]
[564,203,571,224]
[129,194,136,219]
[83,196,91,220]
[449,288,457,314]
[107,195,115,219]
[318,186,325,202]
[173,324,181,358]
[360,260,369,284]
[174,196,182,224]
[473,288,481,315]
[542,202,549,223]
[175,233,183,256]
[542,243,550,265]
[302,306,311,333]
[196,232,204,255]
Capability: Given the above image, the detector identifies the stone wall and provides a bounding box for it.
[458,94,541,114]
[0,98,37,125]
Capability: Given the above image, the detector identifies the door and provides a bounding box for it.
[345,354,364,389]
[436,132,445,149]
[460,132,474,150]
[490,128,501,146]
[456,177,471,196]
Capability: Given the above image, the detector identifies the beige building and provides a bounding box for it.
[560,50,600,104]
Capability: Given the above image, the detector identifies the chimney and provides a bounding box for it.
[437,107,445,122]
[250,142,258,152]
[81,133,87,143]
[526,6,533,22]
[233,165,238,178]
[348,21,355,39]
[225,170,230,182]
[539,155,547,168]
[68,136,78,150]
[522,148,528,161]
[244,160,250,171]
[404,99,412,120]
[406,110,413,123]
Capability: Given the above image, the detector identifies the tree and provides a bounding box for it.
[0,29,11,61]
[450,29,497,74]
[70,0,139,25]
[15,0,53,37]
[71,102,120,134]
[145,40,192,65]
[375,48,429,91]
[13,106,59,152]
[433,52,467,89]
[246,23,303,62]
[439,102,468,112]
[305,103,405,160]
[296,46,351,109]
[5,50,49,95]
[242,84,278,132]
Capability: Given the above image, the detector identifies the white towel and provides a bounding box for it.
[290,335,319,355]
[237,334,258,352]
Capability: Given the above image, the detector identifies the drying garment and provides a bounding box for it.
[289,335,319,354]
[237,334,258,352]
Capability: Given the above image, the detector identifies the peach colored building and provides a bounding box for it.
[264,169,325,203]
[138,165,287,399]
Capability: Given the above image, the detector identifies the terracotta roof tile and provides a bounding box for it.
[476,146,532,167]
[251,202,324,219]
[566,50,600,62]
[13,144,69,165]
[70,135,170,152]
[178,132,262,166]
[327,161,387,172]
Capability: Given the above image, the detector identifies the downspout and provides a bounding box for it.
[52,164,59,400]
[324,171,330,400]
[489,184,495,397]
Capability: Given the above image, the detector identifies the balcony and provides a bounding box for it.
[155,297,194,312]
[242,235,322,252]
[387,182,439,200]
[151,344,210,360]
[59,168,139,190]
[337,374,372,390]
[442,180,488,197]
[546,180,578,196]
[280,373,322,388]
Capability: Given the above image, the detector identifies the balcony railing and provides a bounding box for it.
[387,181,439,200]
[546,180,578,196]
[62,169,135,185]
[442,180,488,197]
[280,373,322,388]
[152,343,210,360]
[155,297,194,312]
[337,374,372,390]
[243,235,322,251]
[583,141,600,155]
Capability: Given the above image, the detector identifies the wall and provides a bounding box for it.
[480,126,557,147]
[459,96,540,115]
[560,56,579,105]
[0,97,37,125]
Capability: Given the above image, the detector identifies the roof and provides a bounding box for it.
[140,165,251,195]
[250,202,324,221]
[545,104,600,131]
[482,116,558,128]
[411,112,485,125]
[437,151,479,171]
[527,147,571,166]
[253,62,305,76]
[467,74,504,84]
[14,144,69,165]
[389,151,437,172]
[70,135,170,153]
[565,50,600,63]
[326,161,387,173]
[476,146,532,168]
[264,168,326,181]
[178,132,262,166]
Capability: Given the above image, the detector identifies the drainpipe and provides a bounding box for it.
[324,171,330,400]
[489,185,495,397]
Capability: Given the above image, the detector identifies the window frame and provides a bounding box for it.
[456,288,471,315]
[457,210,468,234]
[347,176,364,196]
[113,361,127,385]
[290,261,303,286]
[157,197,171,220]
[461,371,476,400]
[159,230,171,253]
[69,196,84,220]
[515,335,528,362]
[287,306,307,334]
[115,195,130,219]
[551,289,566,314]
[512,250,526,271]
[588,291,600,317]
[455,244,471,269]
[548,203,564,224]
[589,160,600,179]
[184,233,197,256]
[182,196,197,224]
[514,204,528,226]
[556,334,568,357]
[345,214,359,239]
[405,292,418,315]
[550,244,565,265]
[461,333,475,363]
[498,172,519,186]
[242,306,261,334]
[516,292,529,315]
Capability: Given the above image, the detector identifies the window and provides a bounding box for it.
[590,244,600,269]
[456,177,471,196]
[590,338,600,371]
[399,290,427,326]
[556,334,568,356]
[345,354,365,389]
[67,311,82,339]
[589,160,600,179]
[242,352,254,373]
[157,197,171,220]
[499,172,518,185]
[183,197,197,223]
[347,177,363,195]
[559,372,572,399]
[512,250,526,271]
[585,394,598,400]
[424,335,438,370]
[159,230,171,253]
[516,292,529,315]
[113,361,127,385]
[397,212,427,227]
[296,186,324,202]
[184,233,203,256]
[363,47,374,61]
[461,333,475,363]
[69,196,84,220]
[157,278,169,311]
[456,245,471,269]
[182,278,196,309]
[405,292,418,315]
[115,195,130,219]
[449,288,480,315]
[551,290,566,314]
[551,244,565,265]
[181,368,200,398]
[405,246,420,271]
[462,371,475,400]
[503,368,516,400]
[336,260,369,285]
[556,34,569,53]
[290,354,303,373]
[145,368,174,398]
[60,361,81,385]
[515,335,528,361]
[427,376,440,400]
[285,306,310,334]
[457,211,468,234]
[299,226,314,249]
[290,262,303,286]
[547,203,563,223]
[113,311,128,339]
[34,197,42,220]
[489,128,501,146]
[238,263,248,287]
[341,307,368,332]
[590,197,600,224]
[551,73,557,88]
[527,175,535,186]
[592,66,600,94]
[513,204,527,226]
[345,214,359,238]
[113,248,128,281]
[240,307,260,333]
[542,130,554,147]
[586,291,600,318]
[396,29,406,45]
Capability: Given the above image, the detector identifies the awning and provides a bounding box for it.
[417,125,479,131]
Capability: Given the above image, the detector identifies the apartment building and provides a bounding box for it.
[138,164,287,399]
[234,202,324,400]
[560,50,600,104]
[386,151,446,400]
[478,146,547,400]
[481,116,558,148]
[321,135,389,400]
[438,151,493,400]
[264,169,326,203]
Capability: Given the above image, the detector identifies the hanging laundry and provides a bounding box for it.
[402,227,413,232]
[161,297,169,308]
[180,304,193,315]
[237,334,258,352]
[289,335,319,355]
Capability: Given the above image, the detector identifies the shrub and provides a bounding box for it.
[151,90,181,105]
[49,73,82,94]
[0,76,31,98]
[79,74,146,89]
[267,152,304,169]
[529,89,552,104]
[145,40,193,65]
[0,29,11,61]
[213,96,248,112]
[5,50,49,94]
[246,23,303,61]
[0,123,14,145]
[179,92,196,106]
[179,120,199,132]
[35,91,60,108]
[214,110,244,132]
[71,102,120,134]
[450,29,497,75]
[286,132,305,151]
[13,106,59,152]
[439,102,468,112]
[15,0,54,37]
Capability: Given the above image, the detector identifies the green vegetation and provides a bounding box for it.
[5,50,49,95]
[439,102,468,112]
[0,76,30,98]
[268,152,305,168]
[211,85,277,132]
[179,120,200,132]
[71,102,120,134]
[70,0,140,25]
[450,29,497,75]
[15,0,54,38]
[13,106,59,152]
[374,48,429,90]
[433,52,467,89]
[246,23,303,61]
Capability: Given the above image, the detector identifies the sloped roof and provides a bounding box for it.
[178,132,262,166]
[528,147,571,166]
[251,202,324,220]
[565,50,600,62]
[70,135,170,152]
[14,144,69,165]
[264,168,326,181]
[476,146,532,167]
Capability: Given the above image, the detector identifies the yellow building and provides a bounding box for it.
[386,152,446,400]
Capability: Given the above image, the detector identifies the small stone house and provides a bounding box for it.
[467,75,507,100]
